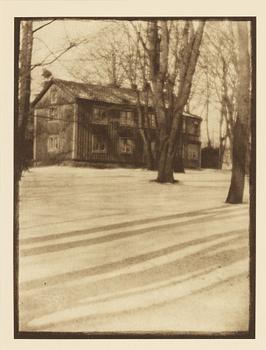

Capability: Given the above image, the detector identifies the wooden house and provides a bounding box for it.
[32,79,202,168]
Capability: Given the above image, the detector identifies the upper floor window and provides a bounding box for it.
[187,119,200,135]
[193,121,200,135]
[92,108,107,124]
[50,87,57,104]
[49,107,59,121]
[144,113,156,128]
[47,135,61,152]
[119,137,134,154]
[120,111,134,126]
[148,113,156,128]
[92,134,107,153]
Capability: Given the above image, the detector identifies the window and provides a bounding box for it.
[187,144,199,160]
[182,118,186,133]
[119,137,134,154]
[50,87,57,104]
[47,135,61,152]
[187,119,200,135]
[148,113,156,128]
[92,108,107,124]
[92,134,107,153]
[120,111,134,126]
[192,120,200,135]
[144,113,156,128]
[49,107,58,121]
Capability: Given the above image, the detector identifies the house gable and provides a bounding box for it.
[33,81,76,109]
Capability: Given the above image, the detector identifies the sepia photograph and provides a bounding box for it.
[13,16,255,338]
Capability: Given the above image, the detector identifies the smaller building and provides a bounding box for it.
[201,146,220,169]
[32,79,202,168]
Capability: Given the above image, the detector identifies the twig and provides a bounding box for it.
[32,19,56,34]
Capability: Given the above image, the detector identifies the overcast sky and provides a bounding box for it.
[31,19,109,92]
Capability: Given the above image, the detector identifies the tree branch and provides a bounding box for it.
[32,19,56,34]
[31,37,89,71]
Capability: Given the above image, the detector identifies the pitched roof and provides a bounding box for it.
[32,78,202,120]
[32,78,153,107]
[183,111,202,120]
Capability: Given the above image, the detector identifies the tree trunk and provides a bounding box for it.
[139,126,156,170]
[146,20,205,183]
[18,20,33,178]
[135,88,156,170]
[205,70,211,147]
[226,22,250,204]
[218,138,226,169]
[157,113,180,182]
[157,137,176,183]
[218,104,226,169]
[226,119,249,203]
[145,140,156,170]
[14,20,33,293]
[175,114,185,173]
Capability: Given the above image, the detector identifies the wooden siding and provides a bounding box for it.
[33,84,202,168]
[75,100,143,165]
[183,141,201,168]
[34,103,75,163]
[182,116,201,168]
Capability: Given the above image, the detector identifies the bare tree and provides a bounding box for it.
[14,20,33,290]
[67,24,126,86]
[200,22,240,168]
[139,20,205,183]
[16,20,33,180]
[121,23,158,170]
[226,21,251,203]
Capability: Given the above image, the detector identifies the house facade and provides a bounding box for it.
[32,79,202,168]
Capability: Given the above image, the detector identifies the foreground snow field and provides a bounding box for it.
[18,166,250,334]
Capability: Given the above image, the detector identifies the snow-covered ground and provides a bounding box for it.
[18,166,250,334]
